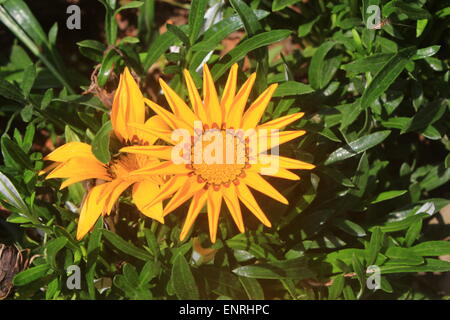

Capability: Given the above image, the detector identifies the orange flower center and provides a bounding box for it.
[187,126,250,190]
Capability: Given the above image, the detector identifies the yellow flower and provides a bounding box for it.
[120,64,315,243]
[44,68,168,240]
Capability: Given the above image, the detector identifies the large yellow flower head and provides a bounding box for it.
[43,68,166,240]
[121,64,315,242]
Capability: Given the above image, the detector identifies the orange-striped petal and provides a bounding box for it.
[207,189,223,243]
[144,98,193,133]
[46,157,110,181]
[260,155,315,170]
[203,64,223,125]
[76,183,110,240]
[132,180,164,223]
[120,145,174,160]
[243,171,288,205]
[44,142,94,162]
[180,189,208,241]
[237,183,271,227]
[249,164,300,180]
[111,67,146,142]
[220,63,238,118]
[222,185,245,233]
[226,72,256,128]
[183,69,208,123]
[163,176,205,216]
[242,83,278,130]
[257,112,305,130]
[143,174,189,210]
[130,161,190,177]
[257,130,306,152]
[159,78,198,126]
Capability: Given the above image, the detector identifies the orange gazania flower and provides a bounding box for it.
[120,64,315,242]
[44,68,168,240]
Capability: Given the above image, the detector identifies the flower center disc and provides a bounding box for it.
[191,129,248,187]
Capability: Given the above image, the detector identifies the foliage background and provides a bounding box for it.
[0,0,449,300]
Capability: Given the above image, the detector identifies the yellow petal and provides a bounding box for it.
[222,185,245,233]
[143,174,189,209]
[236,183,271,227]
[257,130,306,152]
[103,180,133,215]
[144,98,193,134]
[120,145,174,160]
[44,142,94,162]
[159,78,198,126]
[76,183,110,240]
[163,176,205,216]
[133,180,164,223]
[128,122,174,145]
[242,83,278,130]
[207,189,223,243]
[141,115,171,145]
[46,157,110,181]
[243,171,288,205]
[226,72,256,128]
[203,64,223,125]
[60,174,107,189]
[220,63,238,118]
[260,155,315,170]
[180,189,207,241]
[130,161,190,177]
[257,112,305,130]
[183,69,209,123]
[249,164,300,180]
[111,67,146,142]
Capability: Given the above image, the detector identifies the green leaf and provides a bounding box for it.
[167,24,190,45]
[232,257,315,280]
[342,53,394,74]
[393,1,431,20]
[411,241,450,257]
[335,219,366,237]
[380,258,450,274]
[171,253,199,300]
[272,81,314,97]
[13,264,50,286]
[77,39,106,52]
[20,64,36,98]
[98,50,120,87]
[115,1,143,14]
[45,237,68,270]
[41,88,54,109]
[366,227,384,266]
[416,19,428,37]
[0,171,29,214]
[143,30,179,69]
[371,190,407,204]
[188,0,208,44]
[238,276,264,300]
[385,247,424,265]
[298,16,320,37]
[324,130,391,165]
[308,41,337,90]
[103,230,153,261]
[413,45,440,60]
[92,121,112,163]
[272,0,299,11]
[404,218,422,247]
[328,274,345,300]
[1,135,33,169]
[211,30,291,80]
[361,47,415,109]
[0,78,25,103]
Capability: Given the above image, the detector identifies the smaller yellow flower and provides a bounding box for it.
[43,68,169,240]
